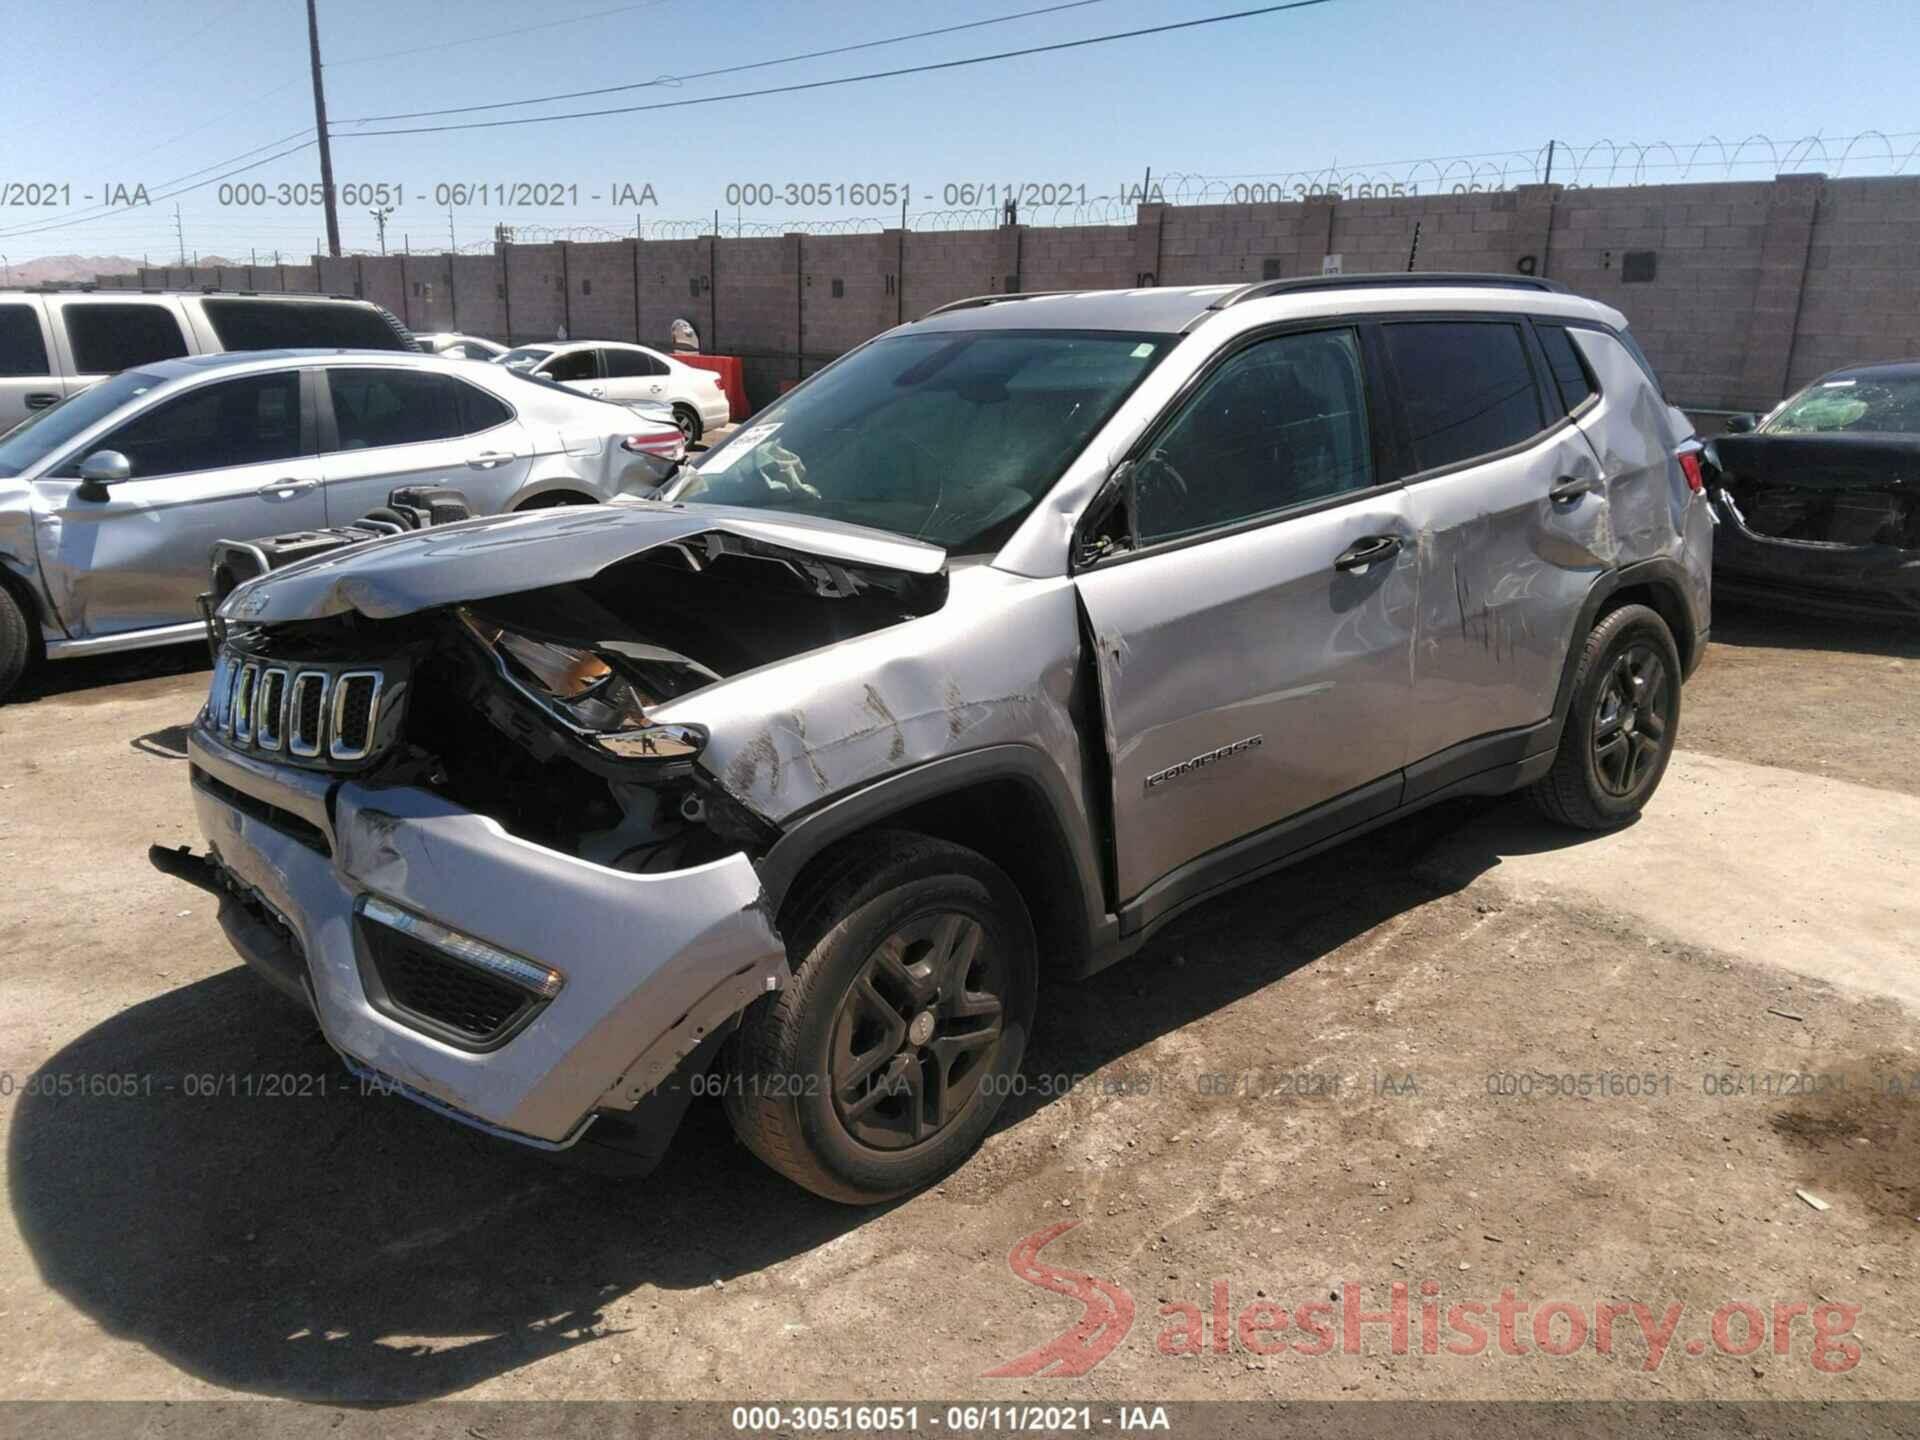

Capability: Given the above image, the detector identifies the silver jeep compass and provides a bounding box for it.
[168,274,1712,1203]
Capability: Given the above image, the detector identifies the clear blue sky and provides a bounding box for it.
[4,0,1919,264]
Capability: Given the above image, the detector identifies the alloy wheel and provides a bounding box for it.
[829,911,1007,1151]
[1591,642,1670,797]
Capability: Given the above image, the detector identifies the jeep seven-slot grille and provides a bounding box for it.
[206,651,387,767]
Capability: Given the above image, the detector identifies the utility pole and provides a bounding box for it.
[447,206,456,251]
[173,203,186,265]
[370,204,393,254]
[306,0,342,257]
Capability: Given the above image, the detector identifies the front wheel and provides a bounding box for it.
[1529,602,1682,830]
[0,585,32,703]
[723,831,1037,1204]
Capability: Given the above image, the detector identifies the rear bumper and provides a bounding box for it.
[1711,489,1920,618]
[185,726,789,1148]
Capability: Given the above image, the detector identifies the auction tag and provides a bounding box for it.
[699,421,782,474]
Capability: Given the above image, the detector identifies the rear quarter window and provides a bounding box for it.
[62,302,189,374]
[0,303,50,376]
[202,299,414,352]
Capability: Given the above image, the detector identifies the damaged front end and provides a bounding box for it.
[1706,432,1920,620]
[176,503,948,1162]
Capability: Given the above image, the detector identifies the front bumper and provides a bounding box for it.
[1711,488,1920,619]
[185,725,789,1147]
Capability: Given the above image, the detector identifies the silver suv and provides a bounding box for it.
[167,274,1711,1203]
[0,349,685,698]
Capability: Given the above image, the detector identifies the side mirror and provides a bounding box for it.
[1722,413,1757,434]
[76,450,132,499]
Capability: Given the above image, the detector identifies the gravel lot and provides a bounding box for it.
[1,597,1916,1408]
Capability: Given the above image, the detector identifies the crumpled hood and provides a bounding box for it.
[218,500,947,624]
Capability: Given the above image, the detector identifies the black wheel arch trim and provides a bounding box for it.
[753,742,1116,970]
[1548,557,1702,749]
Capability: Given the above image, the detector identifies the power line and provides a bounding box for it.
[337,0,1340,138]
[339,0,1126,125]
[327,0,673,67]
[0,126,315,242]
[0,140,318,243]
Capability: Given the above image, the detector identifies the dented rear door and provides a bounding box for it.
[1388,317,1610,766]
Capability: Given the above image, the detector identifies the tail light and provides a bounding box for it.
[1677,450,1705,493]
[622,428,685,461]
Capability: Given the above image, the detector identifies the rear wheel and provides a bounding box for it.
[1529,603,1681,830]
[723,831,1037,1204]
[0,584,33,703]
[671,403,701,442]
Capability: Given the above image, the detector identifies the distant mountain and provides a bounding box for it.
[4,252,250,285]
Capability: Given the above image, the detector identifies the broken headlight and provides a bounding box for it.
[459,611,712,762]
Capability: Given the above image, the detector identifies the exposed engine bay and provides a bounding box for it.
[211,514,949,874]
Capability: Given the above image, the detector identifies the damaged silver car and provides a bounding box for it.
[163,275,1712,1202]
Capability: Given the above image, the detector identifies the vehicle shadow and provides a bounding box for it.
[1708,597,1920,660]
[9,793,1581,1403]
[9,640,210,705]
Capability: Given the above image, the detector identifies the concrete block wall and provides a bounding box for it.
[637,237,714,354]
[449,254,505,337]
[1791,175,1920,389]
[567,241,639,343]
[900,229,1004,317]
[87,171,1920,413]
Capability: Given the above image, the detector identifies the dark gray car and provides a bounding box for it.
[167,275,1712,1202]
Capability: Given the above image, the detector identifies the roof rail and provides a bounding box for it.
[1211,271,1568,309]
[918,290,1073,319]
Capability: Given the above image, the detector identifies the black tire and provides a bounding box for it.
[1529,603,1682,830]
[0,583,32,703]
[513,490,596,510]
[671,403,701,442]
[723,830,1037,1204]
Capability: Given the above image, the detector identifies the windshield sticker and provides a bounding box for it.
[1131,342,1155,358]
[699,421,781,474]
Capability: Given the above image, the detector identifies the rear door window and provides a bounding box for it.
[0,303,51,376]
[62,302,189,375]
[90,371,302,478]
[1384,320,1545,473]
[200,298,409,351]
[603,347,665,377]
[541,349,598,383]
[326,367,509,450]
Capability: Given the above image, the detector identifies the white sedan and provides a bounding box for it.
[413,331,509,360]
[499,340,732,441]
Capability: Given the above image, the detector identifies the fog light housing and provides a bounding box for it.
[358,895,564,999]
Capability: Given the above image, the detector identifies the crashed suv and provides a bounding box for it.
[168,275,1712,1203]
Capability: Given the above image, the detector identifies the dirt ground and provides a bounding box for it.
[0,598,1916,1411]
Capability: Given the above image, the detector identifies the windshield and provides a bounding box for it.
[0,371,165,478]
[500,346,553,371]
[662,329,1169,553]
[1763,374,1920,435]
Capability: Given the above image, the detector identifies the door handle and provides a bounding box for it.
[256,478,318,499]
[25,392,59,410]
[1333,535,1403,572]
[1549,475,1598,503]
[468,450,514,469]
